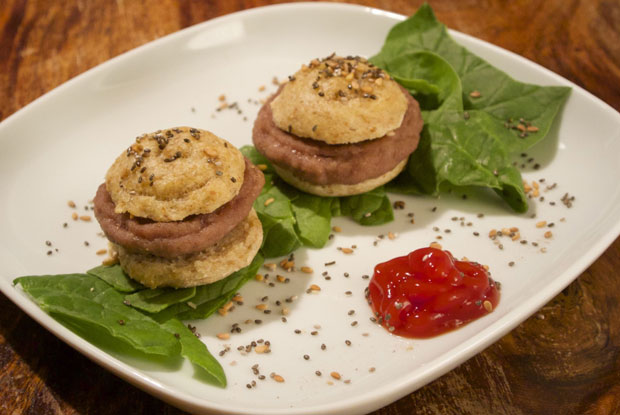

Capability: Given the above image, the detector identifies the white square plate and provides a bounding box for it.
[1,3,620,414]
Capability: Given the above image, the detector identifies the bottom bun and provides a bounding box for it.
[273,158,408,197]
[112,209,262,288]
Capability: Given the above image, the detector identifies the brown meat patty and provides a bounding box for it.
[93,158,264,258]
[252,86,423,186]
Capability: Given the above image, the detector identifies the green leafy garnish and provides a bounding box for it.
[160,318,227,387]
[87,264,143,293]
[124,286,196,313]
[14,273,182,357]
[242,145,393,257]
[13,254,264,387]
[372,3,570,212]
[152,253,263,322]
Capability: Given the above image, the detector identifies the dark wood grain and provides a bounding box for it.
[2,1,620,414]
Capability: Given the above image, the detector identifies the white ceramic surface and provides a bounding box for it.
[1,3,620,415]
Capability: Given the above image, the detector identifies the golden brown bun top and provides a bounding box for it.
[105,127,245,222]
[270,55,408,144]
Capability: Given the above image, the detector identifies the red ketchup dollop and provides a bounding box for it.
[367,247,500,338]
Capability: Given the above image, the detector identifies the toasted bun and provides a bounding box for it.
[273,158,408,197]
[105,127,245,222]
[111,209,262,288]
[270,55,408,145]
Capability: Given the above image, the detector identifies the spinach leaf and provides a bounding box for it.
[255,184,303,258]
[161,318,226,387]
[290,193,333,248]
[87,264,143,293]
[152,253,263,322]
[336,186,395,226]
[124,286,196,313]
[372,3,570,212]
[241,145,393,257]
[383,51,463,118]
[14,274,180,356]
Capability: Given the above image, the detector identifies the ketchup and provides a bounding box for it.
[367,247,500,338]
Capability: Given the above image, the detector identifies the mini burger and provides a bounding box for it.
[93,127,264,288]
[252,54,423,197]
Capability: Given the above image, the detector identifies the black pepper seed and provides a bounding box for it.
[303,354,310,360]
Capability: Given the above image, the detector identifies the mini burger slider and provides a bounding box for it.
[93,127,264,288]
[252,54,423,197]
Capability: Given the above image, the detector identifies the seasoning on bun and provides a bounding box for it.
[252,54,423,197]
[93,127,264,288]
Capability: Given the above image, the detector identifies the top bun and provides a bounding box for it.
[105,127,245,222]
[270,54,408,144]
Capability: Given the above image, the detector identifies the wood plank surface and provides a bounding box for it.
[1,1,620,414]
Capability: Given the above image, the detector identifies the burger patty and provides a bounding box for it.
[93,158,264,258]
[252,86,423,186]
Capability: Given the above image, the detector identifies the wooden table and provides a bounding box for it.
[2,1,619,414]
